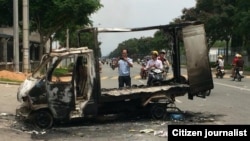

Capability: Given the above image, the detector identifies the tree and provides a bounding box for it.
[0,0,102,60]
[0,0,14,26]
[29,0,102,59]
[178,0,237,64]
[234,0,250,58]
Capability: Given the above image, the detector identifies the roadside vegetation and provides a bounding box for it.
[0,0,250,72]
[107,0,250,66]
[210,62,250,71]
[0,78,23,83]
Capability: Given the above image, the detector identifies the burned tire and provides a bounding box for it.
[151,80,162,86]
[203,89,211,96]
[150,104,166,120]
[180,75,187,84]
[31,110,54,129]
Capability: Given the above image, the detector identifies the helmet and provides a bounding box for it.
[235,53,240,57]
[218,55,222,58]
[160,49,166,54]
[151,51,158,56]
[238,54,242,58]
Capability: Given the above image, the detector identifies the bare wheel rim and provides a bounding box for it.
[151,105,166,119]
[32,110,53,129]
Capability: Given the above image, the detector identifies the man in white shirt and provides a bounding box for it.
[115,49,133,88]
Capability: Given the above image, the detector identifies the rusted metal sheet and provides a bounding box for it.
[182,24,214,94]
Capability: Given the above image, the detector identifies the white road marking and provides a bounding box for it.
[101,76,108,80]
[175,99,182,103]
[214,82,250,92]
[138,80,145,85]
[111,76,118,79]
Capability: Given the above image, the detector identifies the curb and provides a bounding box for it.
[0,81,21,85]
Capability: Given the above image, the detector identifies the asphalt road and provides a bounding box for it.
[0,63,250,141]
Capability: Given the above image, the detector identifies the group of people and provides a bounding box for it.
[143,50,170,86]
[215,53,244,79]
[113,49,170,88]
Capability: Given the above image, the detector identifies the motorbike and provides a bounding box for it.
[110,61,116,70]
[215,66,225,78]
[232,67,244,81]
[148,68,164,86]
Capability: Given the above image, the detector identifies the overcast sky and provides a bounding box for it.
[90,0,196,56]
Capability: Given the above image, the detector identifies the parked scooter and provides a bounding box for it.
[232,67,244,81]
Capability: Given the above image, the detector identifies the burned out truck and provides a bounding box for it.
[16,22,214,129]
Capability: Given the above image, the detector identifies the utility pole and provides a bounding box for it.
[66,28,69,49]
[22,0,29,73]
[65,28,69,66]
[13,0,19,72]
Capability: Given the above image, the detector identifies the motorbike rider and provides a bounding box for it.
[144,51,163,86]
[234,54,244,78]
[231,53,240,78]
[140,62,147,79]
[215,55,224,76]
[157,49,170,79]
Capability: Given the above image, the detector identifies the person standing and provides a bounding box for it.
[115,49,133,88]
[144,51,163,86]
[99,60,102,73]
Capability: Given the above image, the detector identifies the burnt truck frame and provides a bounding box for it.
[16,22,214,129]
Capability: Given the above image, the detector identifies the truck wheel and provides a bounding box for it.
[150,104,166,120]
[151,80,161,86]
[204,89,211,96]
[31,110,54,129]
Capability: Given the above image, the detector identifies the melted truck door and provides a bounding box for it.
[182,24,214,99]
[45,55,75,119]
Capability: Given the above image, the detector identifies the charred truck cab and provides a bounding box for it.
[16,22,213,129]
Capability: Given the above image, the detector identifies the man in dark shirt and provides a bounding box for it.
[231,53,239,77]
[235,54,244,71]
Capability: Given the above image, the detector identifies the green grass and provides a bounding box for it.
[53,68,70,76]
[0,78,23,83]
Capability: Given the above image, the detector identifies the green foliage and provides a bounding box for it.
[53,68,69,76]
[0,0,13,26]
[245,66,250,71]
[0,0,102,59]
[67,62,74,72]
[213,41,226,47]
[108,30,174,59]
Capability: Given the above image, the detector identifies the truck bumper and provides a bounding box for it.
[15,103,32,120]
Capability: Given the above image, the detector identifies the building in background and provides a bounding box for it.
[0,27,50,71]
